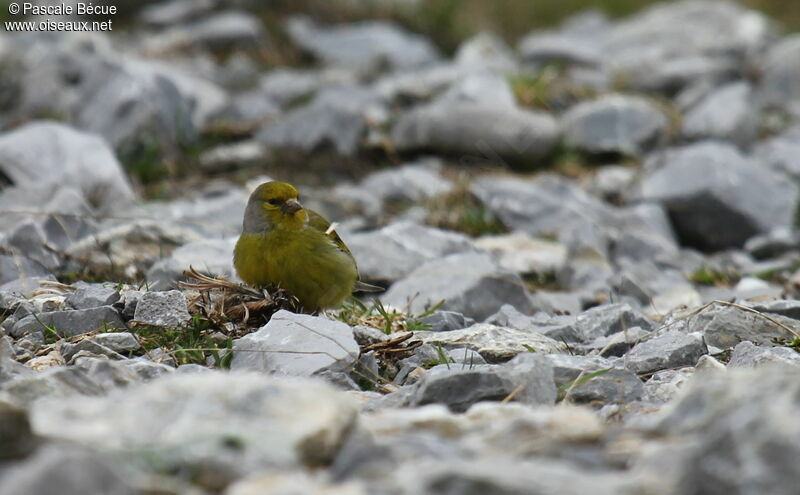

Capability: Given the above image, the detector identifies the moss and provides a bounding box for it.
[425,179,507,237]
[133,314,233,368]
[690,267,736,287]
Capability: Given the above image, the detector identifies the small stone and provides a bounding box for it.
[0,447,134,495]
[562,94,668,156]
[414,323,565,363]
[728,340,800,369]
[383,252,538,321]
[30,373,358,476]
[408,353,556,412]
[474,232,568,275]
[416,311,475,332]
[682,81,755,144]
[691,304,799,349]
[132,290,191,328]
[392,103,559,162]
[285,16,440,72]
[695,354,727,373]
[644,368,694,403]
[0,400,37,460]
[639,141,799,250]
[359,158,454,203]
[624,330,707,374]
[11,306,126,339]
[90,332,140,354]
[65,283,120,310]
[347,223,473,282]
[231,310,359,378]
[60,340,125,364]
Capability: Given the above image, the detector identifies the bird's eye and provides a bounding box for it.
[267,199,282,206]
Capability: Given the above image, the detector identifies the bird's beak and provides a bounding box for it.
[282,198,303,215]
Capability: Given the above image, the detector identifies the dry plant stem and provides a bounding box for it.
[501,383,526,404]
[360,332,422,360]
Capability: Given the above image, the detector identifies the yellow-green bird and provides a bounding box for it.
[233,181,366,312]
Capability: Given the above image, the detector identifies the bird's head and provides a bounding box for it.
[243,181,308,233]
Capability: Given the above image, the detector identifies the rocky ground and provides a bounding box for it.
[3,0,800,493]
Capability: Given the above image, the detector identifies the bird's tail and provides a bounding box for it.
[353,280,384,293]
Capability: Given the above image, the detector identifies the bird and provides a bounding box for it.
[233,180,373,312]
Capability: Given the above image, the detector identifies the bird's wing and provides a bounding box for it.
[307,209,352,256]
[307,209,385,294]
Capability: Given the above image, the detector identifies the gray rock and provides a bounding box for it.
[434,71,517,109]
[151,10,265,51]
[0,339,34,386]
[484,304,540,330]
[259,68,356,107]
[65,219,203,275]
[285,16,439,73]
[472,174,615,244]
[391,103,559,162]
[455,32,518,70]
[132,290,191,328]
[756,34,800,114]
[0,399,37,460]
[753,125,800,180]
[728,340,800,368]
[146,238,236,289]
[568,366,644,405]
[0,121,134,213]
[745,299,800,320]
[11,306,126,339]
[75,61,197,162]
[632,55,739,95]
[585,165,636,202]
[682,81,755,144]
[690,304,799,349]
[3,220,60,270]
[417,311,475,332]
[65,283,120,310]
[624,330,707,374]
[351,325,390,346]
[90,332,141,354]
[140,0,215,27]
[409,353,555,412]
[649,367,800,494]
[227,471,368,495]
[518,31,602,68]
[347,222,473,281]
[562,94,668,156]
[643,367,694,403]
[383,252,537,321]
[602,1,772,81]
[60,340,125,364]
[231,310,359,378]
[397,457,629,495]
[29,373,358,476]
[578,326,651,357]
[258,85,381,156]
[0,446,134,495]
[373,62,469,103]
[149,186,248,237]
[639,141,799,250]
[744,227,800,259]
[413,323,565,363]
[544,303,653,344]
[546,354,616,387]
[360,158,453,203]
[473,232,568,275]
[0,254,50,286]
[198,140,269,171]
[0,366,106,407]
